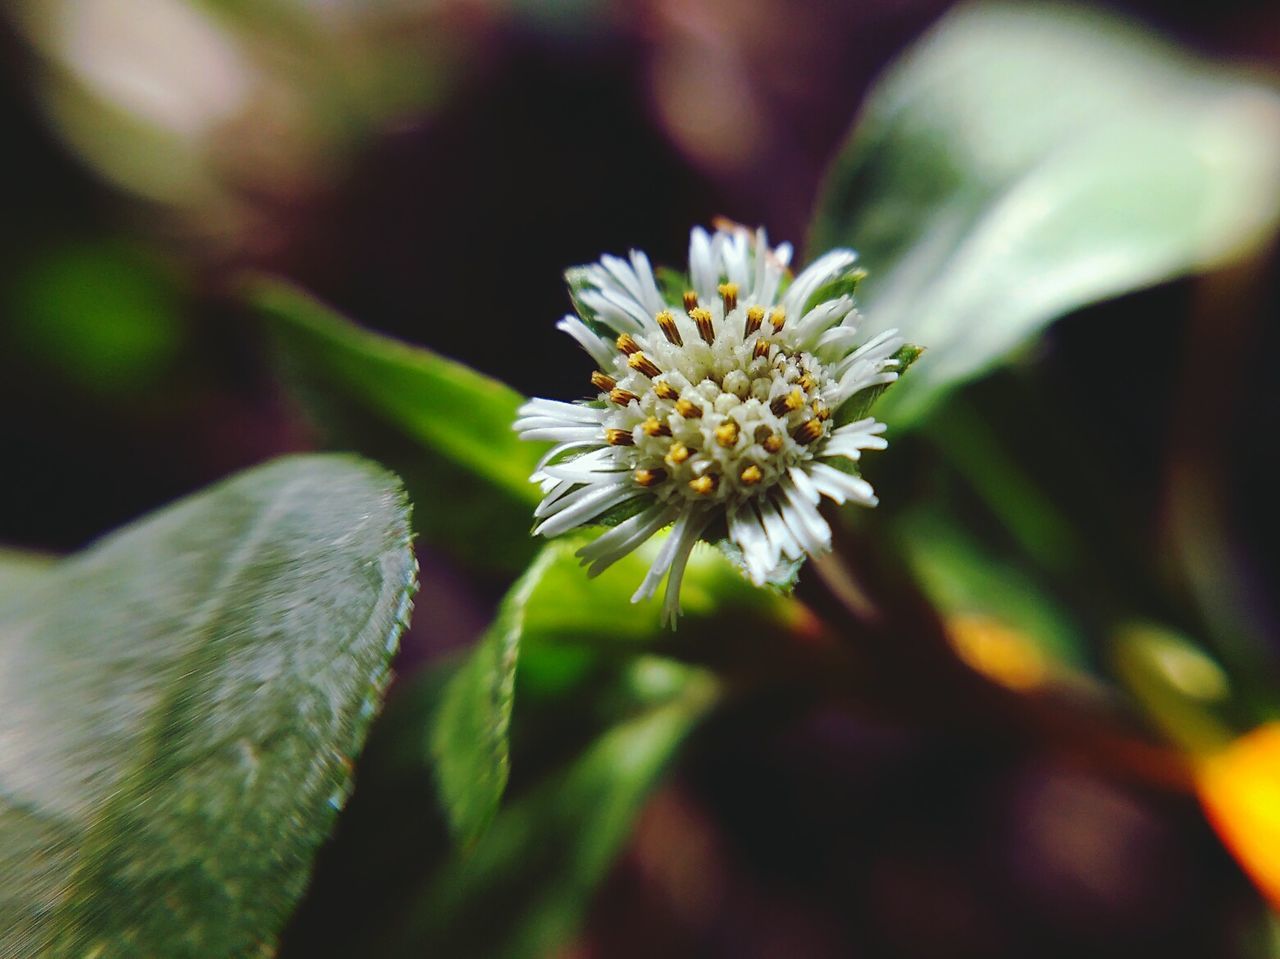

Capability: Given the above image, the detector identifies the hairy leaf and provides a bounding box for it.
[0,455,416,958]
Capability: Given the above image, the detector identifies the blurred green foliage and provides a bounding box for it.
[5,239,184,396]
[812,1,1280,425]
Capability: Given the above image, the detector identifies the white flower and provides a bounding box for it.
[515,224,904,626]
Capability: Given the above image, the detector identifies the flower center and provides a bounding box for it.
[594,288,834,505]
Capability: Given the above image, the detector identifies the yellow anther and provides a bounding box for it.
[628,352,662,378]
[744,305,765,336]
[655,310,683,346]
[653,380,680,401]
[812,400,830,421]
[616,333,640,355]
[753,337,771,359]
[740,465,763,486]
[715,420,740,448]
[665,442,691,466]
[791,419,823,444]
[688,474,718,496]
[642,416,671,437]
[768,308,786,331]
[590,371,616,392]
[690,307,715,345]
[683,290,699,313]
[609,388,639,406]
[718,282,738,313]
[634,467,667,487]
[797,373,816,392]
[606,428,635,446]
[770,390,804,416]
[675,398,703,418]
[763,434,784,454]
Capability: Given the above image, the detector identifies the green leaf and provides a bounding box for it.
[892,503,1089,673]
[392,659,717,959]
[810,2,1280,425]
[244,274,545,572]
[0,454,416,958]
[431,534,796,844]
[0,548,56,592]
[431,548,559,846]
[1110,622,1235,753]
[281,653,718,959]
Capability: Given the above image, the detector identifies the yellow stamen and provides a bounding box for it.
[812,400,830,421]
[606,428,634,446]
[744,305,764,336]
[653,380,680,401]
[642,416,671,437]
[715,420,740,448]
[769,308,786,331]
[655,310,682,346]
[690,307,715,345]
[753,337,771,359]
[791,419,823,444]
[797,373,816,392]
[628,352,662,378]
[590,371,616,392]
[634,468,667,487]
[616,333,640,355]
[609,388,639,406]
[718,282,738,313]
[688,474,718,496]
[763,434,784,454]
[665,442,691,466]
[675,398,703,418]
[771,389,804,416]
[682,290,699,313]
[740,465,763,486]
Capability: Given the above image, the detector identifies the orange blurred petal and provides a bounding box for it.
[1197,722,1280,909]
[947,614,1048,692]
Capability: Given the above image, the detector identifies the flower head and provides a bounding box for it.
[515,224,905,625]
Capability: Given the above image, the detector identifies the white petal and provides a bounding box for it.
[534,482,639,536]
[787,465,821,505]
[534,440,603,473]
[515,425,604,443]
[534,474,623,519]
[579,287,648,332]
[778,482,832,557]
[577,503,680,576]
[518,398,607,422]
[557,315,614,367]
[834,329,903,377]
[728,503,773,585]
[721,227,751,290]
[808,463,878,507]
[791,297,853,348]
[689,227,716,300]
[758,497,802,561]
[630,250,666,315]
[782,249,857,317]
[631,509,703,604]
[660,515,710,627]
[815,325,861,354]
